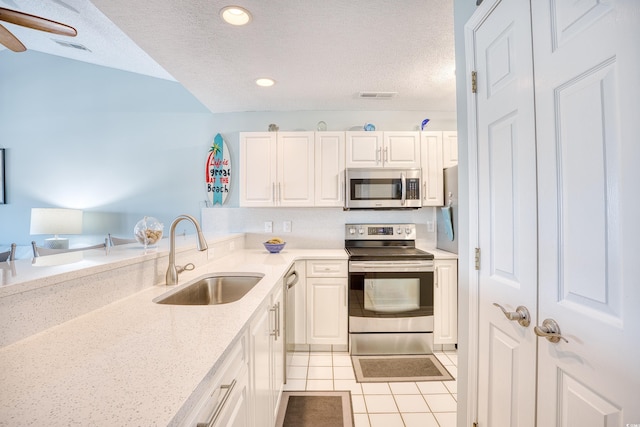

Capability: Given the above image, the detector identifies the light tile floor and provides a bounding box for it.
[283,350,458,427]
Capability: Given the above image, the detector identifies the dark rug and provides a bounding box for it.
[275,391,354,427]
[351,354,453,382]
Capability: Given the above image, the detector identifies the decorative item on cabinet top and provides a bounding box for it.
[205,133,231,206]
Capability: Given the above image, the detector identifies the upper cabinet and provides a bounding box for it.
[421,131,444,206]
[314,132,345,207]
[239,132,277,207]
[240,132,315,207]
[346,131,421,168]
[442,131,458,168]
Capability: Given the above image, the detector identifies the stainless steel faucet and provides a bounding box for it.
[165,214,208,285]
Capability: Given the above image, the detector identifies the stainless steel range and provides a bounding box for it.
[346,223,435,355]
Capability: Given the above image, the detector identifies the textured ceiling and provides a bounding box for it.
[1,0,456,114]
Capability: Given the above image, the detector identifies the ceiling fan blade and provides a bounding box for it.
[0,22,26,52]
[0,7,76,37]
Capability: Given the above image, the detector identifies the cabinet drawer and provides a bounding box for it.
[306,260,347,277]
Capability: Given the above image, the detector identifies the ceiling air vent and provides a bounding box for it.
[52,39,92,52]
[358,91,398,99]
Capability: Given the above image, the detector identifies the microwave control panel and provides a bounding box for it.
[345,223,416,240]
[406,178,420,200]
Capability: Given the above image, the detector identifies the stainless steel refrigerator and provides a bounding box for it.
[436,165,458,254]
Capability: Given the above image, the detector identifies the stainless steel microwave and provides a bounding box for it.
[345,168,422,209]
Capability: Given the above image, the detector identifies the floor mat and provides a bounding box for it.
[275,391,354,427]
[351,354,453,382]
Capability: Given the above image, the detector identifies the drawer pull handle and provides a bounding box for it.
[197,379,237,427]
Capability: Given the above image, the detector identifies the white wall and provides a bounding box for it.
[0,51,456,250]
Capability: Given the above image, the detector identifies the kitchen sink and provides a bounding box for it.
[153,273,264,305]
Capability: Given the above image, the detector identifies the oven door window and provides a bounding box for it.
[364,278,420,313]
[349,270,433,318]
[350,178,402,200]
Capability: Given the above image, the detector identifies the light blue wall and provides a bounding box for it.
[0,50,456,249]
[0,50,214,246]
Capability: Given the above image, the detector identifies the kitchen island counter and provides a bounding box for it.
[0,247,346,426]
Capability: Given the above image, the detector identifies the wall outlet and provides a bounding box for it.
[427,221,435,232]
[283,221,292,233]
[229,240,235,251]
[264,221,273,233]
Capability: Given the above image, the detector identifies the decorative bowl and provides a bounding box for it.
[134,216,164,247]
[263,242,286,253]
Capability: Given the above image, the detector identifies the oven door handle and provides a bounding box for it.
[349,261,434,272]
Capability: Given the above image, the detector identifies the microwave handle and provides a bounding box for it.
[401,172,406,206]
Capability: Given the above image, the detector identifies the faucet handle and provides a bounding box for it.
[176,263,196,275]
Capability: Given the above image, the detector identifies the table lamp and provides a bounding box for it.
[30,208,83,249]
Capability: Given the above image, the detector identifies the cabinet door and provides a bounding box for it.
[442,131,458,169]
[421,131,444,206]
[271,285,285,421]
[249,301,273,427]
[277,132,315,206]
[346,131,383,168]
[306,277,347,345]
[434,259,458,345]
[216,368,249,427]
[240,132,277,207]
[314,132,345,207]
[383,131,421,168]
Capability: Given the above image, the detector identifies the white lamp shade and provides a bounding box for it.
[30,208,83,235]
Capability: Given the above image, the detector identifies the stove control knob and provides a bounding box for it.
[358,228,364,235]
[405,227,412,235]
[348,227,356,235]
[396,228,403,234]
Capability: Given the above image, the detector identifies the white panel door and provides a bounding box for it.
[314,132,345,207]
[239,132,276,207]
[383,131,421,168]
[277,132,314,206]
[532,0,640,424]
[420,131,444,206]
[473,0,539,426]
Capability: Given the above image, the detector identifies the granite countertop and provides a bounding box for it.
[0,248,347,426]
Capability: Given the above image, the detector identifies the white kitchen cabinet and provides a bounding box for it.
[314,132,345,207]
[383,131,421,168]
[277,132,315,206]
[180,332,249,427]
[239,132,277,207]
[421,131,445,206]
[433,259,457,345]
[442,131,458,169]
[346,131,421,168]
[306,260,348,346]
[240,132,314,207]
[249,282,284,427]
[270,284,284,421]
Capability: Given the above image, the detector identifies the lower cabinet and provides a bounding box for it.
[249,281,284,427]
[306,260,348,347]
[433,259,458,345]
[178,331,250,427]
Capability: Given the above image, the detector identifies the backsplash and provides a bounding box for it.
[201,207,437,249]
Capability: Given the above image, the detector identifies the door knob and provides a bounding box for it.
[493,303,531,327]
[534,318,569,343]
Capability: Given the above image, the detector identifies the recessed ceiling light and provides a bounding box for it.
[255,78,275,87]
[220,6,252,26]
